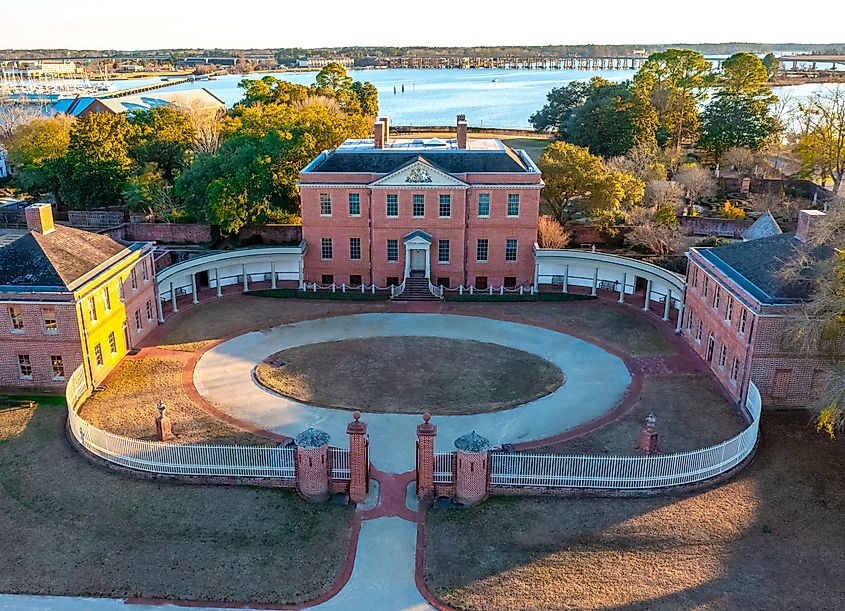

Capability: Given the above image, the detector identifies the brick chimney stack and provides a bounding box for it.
[456,114,468,149]
[378,116,390,144]
[25,203,55,235]
[795,209,826,243]
[374,120,385,149]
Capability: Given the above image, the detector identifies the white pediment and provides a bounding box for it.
[370,160,468,188]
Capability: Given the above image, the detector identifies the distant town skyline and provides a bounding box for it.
[3,0,842,51]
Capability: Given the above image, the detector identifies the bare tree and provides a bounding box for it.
[644,180,685,211]
[181,102,223,155]
[721,147,755,175]
[0,99,47,148]
[674,165,717,204]
[624,206,685,255]
[795,86,845,193]
[537,215,571,249]
[747,193,803,224]
[605,141,667,183]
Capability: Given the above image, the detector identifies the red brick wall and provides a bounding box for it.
[296,445,331,501]
[238,224,303,245]
[0,296,83,393]
[679,216,753,238]
[125,223,213,244]
[455,450,489,505]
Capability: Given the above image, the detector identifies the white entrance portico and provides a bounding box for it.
[403,230,432,279]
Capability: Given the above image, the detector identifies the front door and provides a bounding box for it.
[410,249,426,273]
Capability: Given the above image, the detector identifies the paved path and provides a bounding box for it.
[194,313,631,472]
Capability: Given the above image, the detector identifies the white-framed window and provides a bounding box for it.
[42,306,58,333]
[321,238,333,260]
[9,306,24,332]
[94,343,104,367]
[134,309,142,332]
[691,266,699,288]
[476,239,489,263]
[349,237,361,261]
[718,345,727,369]
[103,287,111,311]
[386,194,398,217]
[507,193,520,217]
[88,298,97,323]
[119,282,126,302]
[387,239,398,262]
[738,308,748,335]
[412,194,425,217]
[438,239,450,264]
[706,333,716,363]
[730,357,740,384]
[142,259,149,282]
[686,311,694,333]
[725,295,734,324]
[478,193,490,217]
[108,331,117,354]
[320,193,332,216]
[439,194,451,218]
[51,355,65,379]
[348,193,360,216]
[18,354,32,379]
[696,320,703,342]
[130,268,138,290]
[713,286,720,310]
[505,238,518,262]
[702,275,709,299]
[146,300,153,321]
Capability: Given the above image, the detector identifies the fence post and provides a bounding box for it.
[454,431,490,506]
[346,411,369,504]
[295,428,331,502]
[416,412,437,502]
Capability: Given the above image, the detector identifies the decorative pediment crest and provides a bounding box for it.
[370,159,468,188]
[406,167,433,183]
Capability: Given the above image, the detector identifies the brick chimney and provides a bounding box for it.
[378,116,390,144]
[795,209,826,242]
[374,119,385,149]
[456,114,468,149]
[25,203,55,235]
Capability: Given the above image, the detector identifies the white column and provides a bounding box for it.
[663,289,672,321]
[242,264,249,292]
[562,264,569,293]
[298,257,304,287]
[424,245,431,279]
[215,267,222,297]
[533,261,539,292]
[270,261,277,289]
[191,273,199,304]
[404,247,411,279]
[170,281,178,313]
[156,284,165,323]
[591,267,598,296]
[618,272,627,303]
[643,278,652,312]
[675,302,685,334]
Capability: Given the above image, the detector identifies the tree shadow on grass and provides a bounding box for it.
[424,411,845,610]
[0,403,354,604]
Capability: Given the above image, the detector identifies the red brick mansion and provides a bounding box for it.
[683,210,841,408]
[299,116,541,291]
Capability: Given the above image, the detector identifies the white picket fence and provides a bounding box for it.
[330,447,351,481]
[489,382,763,490]
[65,366,353,482]
[433,452,455,483]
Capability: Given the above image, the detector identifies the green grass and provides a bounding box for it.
[444,292,595,303]
[245,288,390,301]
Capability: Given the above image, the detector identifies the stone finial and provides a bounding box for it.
[156,400,167,418]
[639,413,659,455]
[645,412,657,430]
[423,412,431,423]
[454,430,491,453]
[155,400,173,441]
[347,410,367,434]
[353,410,361,421]
[295,427,330,448]
[417,412,436,436]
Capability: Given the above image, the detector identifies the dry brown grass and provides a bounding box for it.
[425,412,845,610]
[0,403,354,604]
[540,374,748,455]
[80,358,269,446]
[254,337,564,415]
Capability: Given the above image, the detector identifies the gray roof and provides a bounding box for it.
[294,427,330,448]
[310,150,529,175]
[404,229,432,243]
[0,225,127,290]
[696,232,834,304]
[741,211,782,241]
[454,431,491,453]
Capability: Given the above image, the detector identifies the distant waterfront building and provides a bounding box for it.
[1,60,79,77]
[53,87,225,118]
[297,57,355,69]
[299,115,542,290]
[683,210,842,407]
[0,204,157,392]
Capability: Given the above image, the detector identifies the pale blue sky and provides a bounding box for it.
[3,0,842,50]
